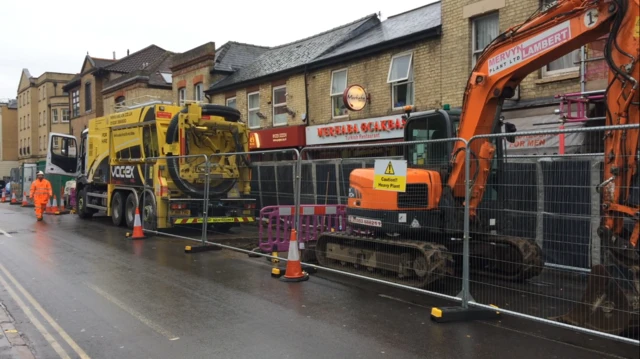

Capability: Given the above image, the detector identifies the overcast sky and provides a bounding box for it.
[0,0,435,99]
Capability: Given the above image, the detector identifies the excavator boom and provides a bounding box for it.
[447,0,639,336]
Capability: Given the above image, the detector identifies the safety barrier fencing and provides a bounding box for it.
[128,124,638,345]
[258,204,347,254]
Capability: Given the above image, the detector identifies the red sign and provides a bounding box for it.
[306,115,407,145]
[157,111,173,119]
[249,125,306,150]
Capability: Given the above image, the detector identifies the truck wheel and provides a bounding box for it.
[111,192,125,227]
[76,188,93,219]
[141,190,157,231]
[124,192,138,229]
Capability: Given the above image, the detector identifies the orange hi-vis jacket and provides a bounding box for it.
[30,178,53,219]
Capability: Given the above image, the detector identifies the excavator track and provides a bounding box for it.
[315,232,455,288]
[469,235,545,282]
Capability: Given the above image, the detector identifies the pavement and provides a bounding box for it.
[0,203,638,359]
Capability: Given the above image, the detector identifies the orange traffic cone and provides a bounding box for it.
[280,229,309,282]
[127,207,146,239]
[21,192,28,206]
[1,190,5,203]
[9,192,19,205]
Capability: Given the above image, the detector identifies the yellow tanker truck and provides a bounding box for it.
[44,102,254,232]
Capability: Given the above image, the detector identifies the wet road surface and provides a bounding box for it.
[0,204,638,359]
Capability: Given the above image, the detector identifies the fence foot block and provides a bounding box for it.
[271,267,284,278]
[184,244,222,253]
[430,306,500,323]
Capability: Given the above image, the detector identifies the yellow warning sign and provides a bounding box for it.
[384,161,395,175]
[373,159,407,192]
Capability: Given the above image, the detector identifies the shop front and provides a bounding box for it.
[248,125,306,161]
[305,115,408,159]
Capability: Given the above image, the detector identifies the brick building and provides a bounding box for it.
[205,14,381,155]
[62,55,116,139]
[440,0,605,154]
[99,45,175,115]
[171,41,269,106]
[16,69,75,164]
[302,3,443,155]
[0,99,19,177]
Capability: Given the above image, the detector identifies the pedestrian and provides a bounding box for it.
[29,171,52,221]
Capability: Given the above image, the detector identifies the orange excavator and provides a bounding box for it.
[315,0,639,335]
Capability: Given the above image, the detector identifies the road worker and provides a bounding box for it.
[29,171,52,221]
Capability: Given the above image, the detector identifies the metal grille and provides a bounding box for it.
[397,184,429,208]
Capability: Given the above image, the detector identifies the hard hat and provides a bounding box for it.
[37,171,44,175]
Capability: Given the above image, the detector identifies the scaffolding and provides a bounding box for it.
[551,36,608,154]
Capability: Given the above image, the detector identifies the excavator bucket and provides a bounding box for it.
[555,264,639,337]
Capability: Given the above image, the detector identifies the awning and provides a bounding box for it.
[501,114,586,156]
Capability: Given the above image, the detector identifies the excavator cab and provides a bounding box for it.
[403,108,460,172]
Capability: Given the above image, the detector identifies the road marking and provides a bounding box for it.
[85,283,180,341]
[0,228,12,237]
[0,269,70,359]
[0,263,90,359]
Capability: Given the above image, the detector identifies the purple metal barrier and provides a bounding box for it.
[258,205,347,253]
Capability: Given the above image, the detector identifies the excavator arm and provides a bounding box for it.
[448,0,639,251]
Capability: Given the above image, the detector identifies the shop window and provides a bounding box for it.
[273,86,287,126]
[226,97,237,109]
[247,92,260,129]
[194,83,203,102]
[472,12,499,66]
[330,68,348,118]
[387,52,414,110]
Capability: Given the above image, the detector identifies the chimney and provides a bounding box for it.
[127,49,130,56]
[113,51,116,60]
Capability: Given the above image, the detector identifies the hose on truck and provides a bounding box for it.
[165,104,250,199]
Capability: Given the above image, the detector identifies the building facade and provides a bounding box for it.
[98,45,175,115]
[205,14,381,155]
[0,99,19,178]
[17,69,75,164]
[62,55,116,139]
[171,41,269,106]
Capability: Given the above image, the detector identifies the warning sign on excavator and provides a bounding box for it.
[373,159,407,192]
[384,161,395,175]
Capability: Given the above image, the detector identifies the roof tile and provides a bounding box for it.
[208,14,379,91]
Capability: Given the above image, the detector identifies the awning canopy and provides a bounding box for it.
[501,114,586,156]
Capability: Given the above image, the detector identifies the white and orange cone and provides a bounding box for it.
[280,229,309,282]
[127,207,146,239]
[9,192,19,205]
[1,190,6,203]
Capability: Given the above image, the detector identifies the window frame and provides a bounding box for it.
[247,91,260,129]
[540,0,580,77]
[194,83,203,102]
[52,109,58,123]
[85,82,92,112]
[330,68,349,119]
[71,89,80,118]
[178,87,186,105]
[471,12,499,67]
[387,51,415,110]
[272,85,287,127]
[226,96,237,109]
[62,109,69,123]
